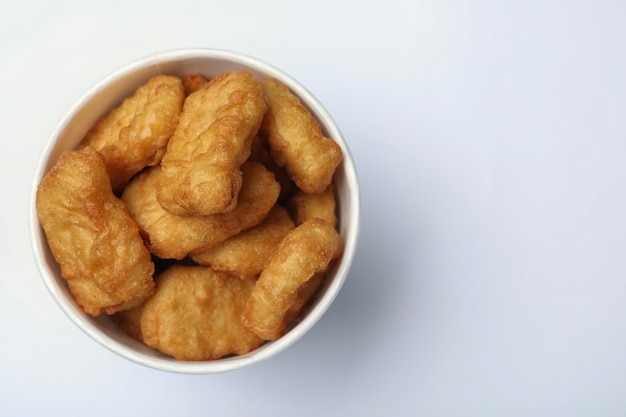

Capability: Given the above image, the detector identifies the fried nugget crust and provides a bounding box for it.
[78,75,184,193]
[157,70,267,216]
[190,205,295,280]
[36,147,155,316]
[141,265,264,361]
[288,183,337,227]
[241,219,343,340]
[121,161,280,260]
[259,78,343,194]
[283,272,325,325]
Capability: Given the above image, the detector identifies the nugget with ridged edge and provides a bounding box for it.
[36,147,155,316]
[241,219,343,340]
[157,70,267,216]
[141,265,264,361]
[122,161,280,260]
[78,75,184,193]
[259,78,342,194]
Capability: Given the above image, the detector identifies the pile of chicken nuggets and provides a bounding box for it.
[36,70,344,361]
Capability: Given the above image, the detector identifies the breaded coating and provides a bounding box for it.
[78,75,184,193]
[283,272,325,325]
[141,265,264,361]
[288,183,337,227]
[259,78,343,194]
[121,161,280,260]
[191,205,295,280]
[36,147,155,316]
[183,73,209,96]
[241,219,343,340]
[157,70,267,216]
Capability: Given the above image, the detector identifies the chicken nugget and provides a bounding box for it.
[288,183,337,227]
[190,205,295,279]
[241,219,343,340]
[122,161,280,260]
[183,73,209,96]
[141,265,264,361]
[78,75,184,193]
[259,78,343,194]
[36,147,155,316]
[157,70,267,216]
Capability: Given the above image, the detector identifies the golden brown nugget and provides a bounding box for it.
[259,78,343,194]
[141,265,264,361]
[183,73,209,96]
[191,205,295,280]
[122,161,280,260]
[241,219,343,340]
[36,147,155,316]
[78,75,184,193]
[288,183,337,227]
[157,70,268,216]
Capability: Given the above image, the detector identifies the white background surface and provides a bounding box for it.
[2,1,626,415]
